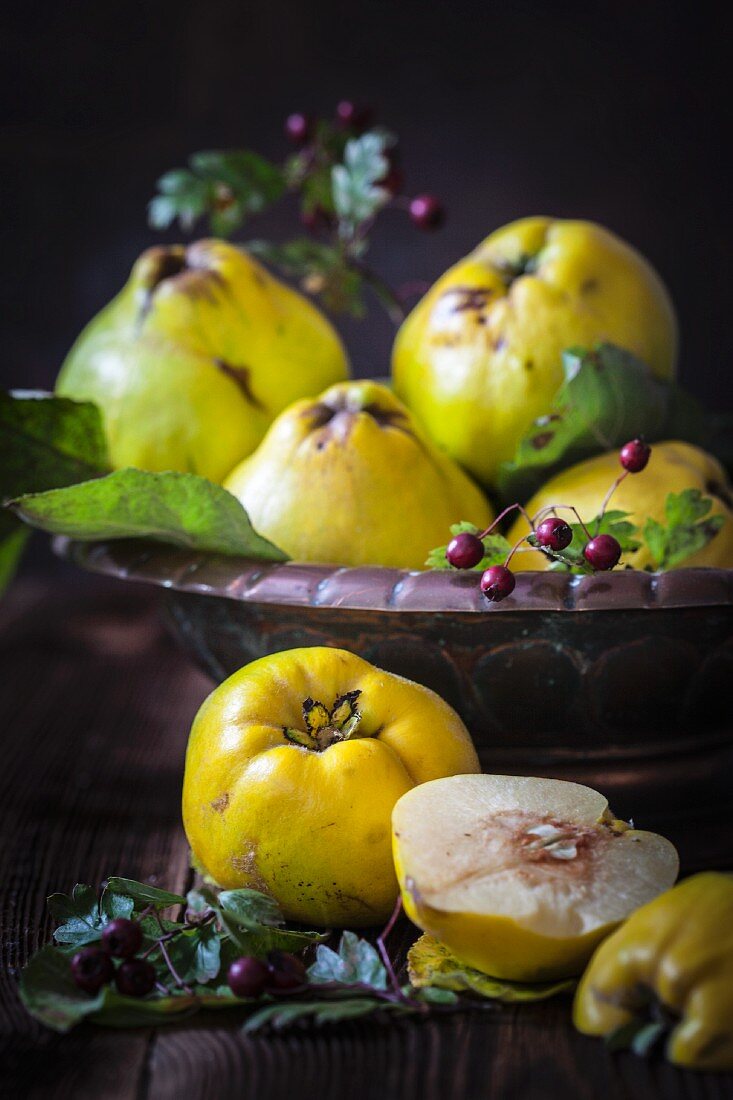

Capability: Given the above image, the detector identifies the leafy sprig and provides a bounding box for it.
[643,488,726,569]
[149,108,442,321]
[20,878,572,1035]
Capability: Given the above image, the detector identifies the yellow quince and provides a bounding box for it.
[392,217,677,486]
[56,239,349,482]
[182,647,480,927]
[508,441,733,571]
[224,380,493,569]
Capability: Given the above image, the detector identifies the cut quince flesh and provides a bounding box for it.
[392,775,679,982]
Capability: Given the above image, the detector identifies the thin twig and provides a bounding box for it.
[377,896,407,1002]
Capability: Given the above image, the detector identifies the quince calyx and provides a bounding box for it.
[283,690,363,751]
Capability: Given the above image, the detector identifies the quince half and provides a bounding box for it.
[392,217,678,486]
[224,380,493,569]
[508,441,733,571]
[182,647,480,927]
[392,774,679,981]
[56,239,349,482]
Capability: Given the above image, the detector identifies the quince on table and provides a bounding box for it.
[56,240,348,482]
[183,647,480,927]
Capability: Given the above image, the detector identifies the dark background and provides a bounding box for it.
[1,0,730,405]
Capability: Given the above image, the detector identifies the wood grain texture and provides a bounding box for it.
[1,574,731,1100]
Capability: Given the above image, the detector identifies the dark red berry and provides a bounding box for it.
[535,516,573,552]
[227,956,270,998]
[480,565,516,602]
[446,532,484,569]
[583,534,621,571]
[378,150,404,196]
[266,951,307,992]
[71,946,114,995]
[336,100,373,132]
[409,194,445,230]
[285,112,312,145]
[300,205,333,234]
[102,918,143,959]
[619,438,651,473]
[115,958,156,998]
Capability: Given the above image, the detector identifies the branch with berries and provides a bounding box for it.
[148,101,444,322]
[427,440,727,602]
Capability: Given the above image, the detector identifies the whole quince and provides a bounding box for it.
[508,441,733,571]
[56,240,349,482]
[392,217,678,486]
[224,380,493,569]
[182,647,480,927]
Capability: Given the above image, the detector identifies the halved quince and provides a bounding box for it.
[392,774,679,981]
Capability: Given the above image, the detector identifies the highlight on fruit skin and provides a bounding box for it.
[392,216,678,486]
[56,239,349,483]
[574,872,733,1072]
[392,774,679,982]
[182,646,480,928]
[224,379,493,570]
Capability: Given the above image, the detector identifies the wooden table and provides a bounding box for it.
[1,571,731,1100]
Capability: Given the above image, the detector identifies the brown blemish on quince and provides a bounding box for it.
[210,793,230,814]
[231,842,269,894]
[214,360,265,409]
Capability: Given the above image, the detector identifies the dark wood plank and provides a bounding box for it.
[0,575,212,1099]
[1,573,732,1100]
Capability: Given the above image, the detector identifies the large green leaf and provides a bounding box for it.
[7,468,289,560]
[497,344,705,502]
[0,391,110,591]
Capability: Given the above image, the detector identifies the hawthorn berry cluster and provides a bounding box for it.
[284,100,445,231]
[227,951,306,997]
[71,918,155,997]
[446,438,652,602]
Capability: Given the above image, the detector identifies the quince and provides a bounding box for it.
[224,380,493,569]
[56,240,349,482]
[182,647,480,927]
[392,774,678,981]
[508,441,733,571]
[392,217,677,486]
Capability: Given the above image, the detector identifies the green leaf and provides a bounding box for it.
[166,924,221,985]
[331,133,390,232]
[497,344,706,502]
[48,885,111,948]
[425,521,512,571]
[642,488,727,569]
[307,931,387,990]
[218,889,284,932]
[7,469,289,561]
[407,935,575,1002]
[605,1017,667,1055]
[103,878,186,912]
[0,391,110,590]
[0,525,29,595]
[19,945,108,1033]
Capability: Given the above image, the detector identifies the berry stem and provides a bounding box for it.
[158,937,193,994]
[376,895,408,1002]
[504,533,531,569]
[531,504,593,541]
[479,502,534,539]
[596,470,629,530]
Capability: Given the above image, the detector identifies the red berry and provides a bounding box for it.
[115,958,156,998]
[227,956,270,998]
[480,565,516,602]
[285,113,312,145]
[266,951,307,992]
[378,150,404,196]
[409,194,445,230]
[535,516,573,552]
[300,205,333,233]
[102,918,143,959]
[71,946,114,995]
[619,438,651,473]
[583,534,621,571]
[336,100,373,132]
[446,532,484,569]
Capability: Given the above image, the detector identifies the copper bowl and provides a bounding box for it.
[56,538,733,871]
